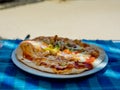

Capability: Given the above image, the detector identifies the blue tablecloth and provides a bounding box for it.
[0,39,120,90]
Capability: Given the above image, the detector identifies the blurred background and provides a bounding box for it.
[0,0,120,40]
[0,0,43,9]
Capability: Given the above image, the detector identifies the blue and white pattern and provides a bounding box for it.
[0,39,120,90]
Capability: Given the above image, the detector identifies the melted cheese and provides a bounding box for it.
[77,54,90,62]
[57,52,74,58]
[57,51,91,62]
[28,41,47,49]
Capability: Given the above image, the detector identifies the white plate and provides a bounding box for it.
[11,50,108,79]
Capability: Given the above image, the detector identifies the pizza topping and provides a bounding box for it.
[74,62,85,69]
[74,62,93,70]
[23,53,33,60]
[85,47,99,58]
[83,62,93,70]
[43,44,60,55]
[78,54,90,62]
[86,57,95,64]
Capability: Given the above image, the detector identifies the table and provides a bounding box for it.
[0,39,120,90]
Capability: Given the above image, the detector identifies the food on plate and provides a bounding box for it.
[16,35,105,74]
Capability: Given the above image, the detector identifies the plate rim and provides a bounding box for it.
[11,49,108,79]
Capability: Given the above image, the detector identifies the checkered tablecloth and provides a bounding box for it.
[0,39,120,90]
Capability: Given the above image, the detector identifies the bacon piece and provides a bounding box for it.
[83,62,93,70]
[23,53,33,61]
[74,61,93,70]
[67,64,74,69]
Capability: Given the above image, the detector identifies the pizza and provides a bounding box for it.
[15,35,105,74]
